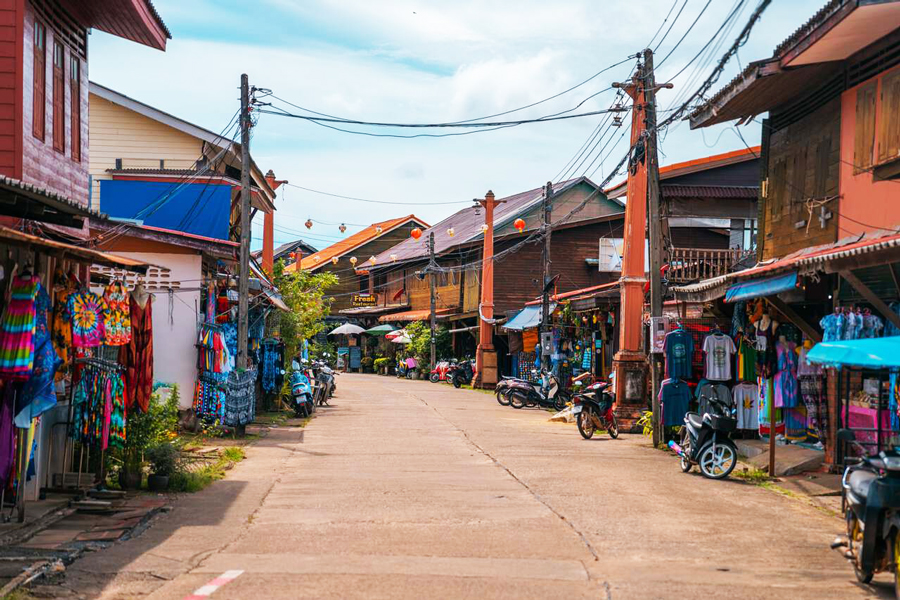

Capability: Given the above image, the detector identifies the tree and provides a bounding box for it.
[271,260,339,364]
[404,320,451,369]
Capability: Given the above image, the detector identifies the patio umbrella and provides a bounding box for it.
[385,329,406,340]
[329,323,365,336]
[364,324,397,336]
[389,332,412,344]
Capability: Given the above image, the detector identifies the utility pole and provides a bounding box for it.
[644,49,666,448]
[238,74,251,370]
[475,191,502,388]
[540,181,553,371]
[428,231,437,369]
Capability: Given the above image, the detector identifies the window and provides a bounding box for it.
[854,81,877,174]
[878,69,900,165]
[69,55,79,161]
[358,274,369,293]
[52,41,64,153]
[32,21,46,141]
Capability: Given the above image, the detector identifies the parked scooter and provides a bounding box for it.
[572,379,618,439]
[396,357,417,379]
[430,360,452,383]
[507,369,569,412]
[447,359,475,389]
[830,429,900,594]
[290,360,314,418]
[313,360,336,406]
[668,395,738,479]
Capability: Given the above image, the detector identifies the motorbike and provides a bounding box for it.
[668,395,738,479]
[448,359,475,389]
[507,369,569,412]
[430,360,452,383]
[494,376,527,406]
[830,428,900,595]
[289,360,314,418]
[396,357,417,379]
[313,360,336,406]
[572,380,618,439]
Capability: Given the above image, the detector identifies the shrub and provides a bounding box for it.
[146,442,180,476]
[373,357,394,373]
[360,357,375,372]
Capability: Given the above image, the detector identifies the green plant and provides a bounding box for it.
[168,446,246,493]
[146,442,180,476]
[404,321,452,367]
[360,356,375,372]
[120,389,181,471]
[271,260,339,366]
[373,357,394,373]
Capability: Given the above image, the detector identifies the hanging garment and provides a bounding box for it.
[774,341,799,408]
[785,406,808,441]
[664,330,693,379]
[51,286,73,381]
[820,313,847,343]
[206,282,216,324]
[102,281,132,346]
[731,301,748,337]
[733,382,759,430]
[800,375,826,442]
[224,368,257,427]
[887,304,900,337]
[108,374,126,449]
[737,337,757,382]
[702,333,736,381]
[844,311,863,340]
[659,378,691,427]
[0,276,41,380]
[754,318,778,378]
[119,295,153,413]
[67,290,106,348]
[797,345,822,377]
[861,314,884,339]
[221,322,237,373]
[696,382,732,417]
[17,285,61,426]
[758,377,784,436]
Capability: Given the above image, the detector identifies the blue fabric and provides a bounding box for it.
[725,272,798,303]
[660,379,691,426]
[16,285,60,427]
[664,330,693,379]
[887,304,900,337]
[819,314,845,343]
[100,179,232,240]
[807,338,900,369]
[503,304,557,331]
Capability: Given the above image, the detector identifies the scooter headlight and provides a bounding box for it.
[883,455,900,471]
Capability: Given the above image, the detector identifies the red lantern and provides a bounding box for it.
[514,218,526,232]
[410,228,422,240]
[289,252,297,260]
[339,223,347,233]
[305,219,313,229]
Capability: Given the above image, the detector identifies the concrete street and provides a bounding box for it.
[44,375,887,599]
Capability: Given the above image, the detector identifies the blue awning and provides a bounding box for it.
[807,338,900,369]
[503,303,556,331]
[725,272,797,303]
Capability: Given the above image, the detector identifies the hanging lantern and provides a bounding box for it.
[514,218,526,232]
[289,252,297,260]
[390,254,397,262]
[481,223,489,234]
[447,227,455,237]
[369,256,377,265]
[339,223,347,233]
[312,255,321,263]
[410,228,422,240]
[375,226,383,234]
[331,256,339,265]
[349,256,358,266]
[305,218,313,229]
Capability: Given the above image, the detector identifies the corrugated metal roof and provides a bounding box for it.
[0,226,152,273]
[0,175,103,218]
[525,282,619,306]
[662,184,759,199]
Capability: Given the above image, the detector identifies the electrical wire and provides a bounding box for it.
[282,183,470,206]
[656,0,713,68]
[653,0,690,52]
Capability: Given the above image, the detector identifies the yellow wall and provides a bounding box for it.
[88,93,204,204]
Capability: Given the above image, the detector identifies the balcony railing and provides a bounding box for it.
[667,248,752,283]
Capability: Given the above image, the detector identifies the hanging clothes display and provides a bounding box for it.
[67,289,106,348]
[101,281,132,346]
[663,328,693,379]
[260,340,284,393]
[659,378,691,427]
[224,368,257,427]
[51,273,75,381]
[0,275,41,379]
[16,284,60,426]
[119,292,153,413]
[754,315,778,378]
[736,336,757,382]
[71,364,126,449]
[194,375,226,422]
[774,341,799,408]
[733,382,759,430]
[702,332,736,381]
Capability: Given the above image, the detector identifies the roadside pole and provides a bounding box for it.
[429,231,437,370]
[540,182,553,371]
[238,74,251,369]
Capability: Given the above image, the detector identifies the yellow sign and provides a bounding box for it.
[352,294,377,307]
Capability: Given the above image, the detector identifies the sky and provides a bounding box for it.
[88,0,825,252]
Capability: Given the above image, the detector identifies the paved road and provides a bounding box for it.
[47,375,886,599]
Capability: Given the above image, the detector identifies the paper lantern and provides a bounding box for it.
[312,255,321,263]
[514,218,526,232]
[390,254,397,262]
[410,228,422,240]
[331,256,339,265]
[349,256,358,266]
[481,223,489,233]
[447,227,455,237]
[289,252,297,260]
[375,226,383,234]
[369,256,377,264]
[305,219,313,229]
[339,223,347,233]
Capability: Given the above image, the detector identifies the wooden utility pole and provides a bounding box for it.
[429,231,437,369]
[238,74,251,369]
[540,182,553,371]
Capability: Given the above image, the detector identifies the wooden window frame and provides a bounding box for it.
[52,40,65,154]
[877,69,900,166]
[854,81,877,174]
[69,54,80,162]
[32,20,46,141]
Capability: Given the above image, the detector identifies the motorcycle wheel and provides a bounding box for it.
[430,373,440,383]
[848,513,873,584]
[680,429,692,472]
[698,441,737,479]
[553,394,567,412]
[577,409,595,439]
[496,390,510,406]
[452,376,462,389]
[606,412,619,439]
[510,392,527,409]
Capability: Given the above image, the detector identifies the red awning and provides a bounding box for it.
[378,308,453,323]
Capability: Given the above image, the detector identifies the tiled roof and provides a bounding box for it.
[290,215,428,272]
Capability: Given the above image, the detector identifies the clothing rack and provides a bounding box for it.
[74,357,123,372]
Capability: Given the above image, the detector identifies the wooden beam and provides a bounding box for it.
[839,270,900,332]
[764,296,822,343]
[889,262,900,298]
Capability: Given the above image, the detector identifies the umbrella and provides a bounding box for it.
[329,323,365,336]
[385,329,406,340]
[364,324,397,336]
[390,332,412,344]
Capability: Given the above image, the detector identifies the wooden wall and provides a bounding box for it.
[0,1,22,179]
[762,97,840,260]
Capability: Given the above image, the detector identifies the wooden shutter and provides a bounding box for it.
[770,159,787,219]
[69,55,80,162]
[791,145,807,206]
[32,22,45,141]
[854,81,877,173]
[52,41,64,153]
[814,137,832,197]
[878,69,900,164]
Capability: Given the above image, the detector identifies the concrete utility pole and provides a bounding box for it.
[475,190,501,388]
[428,231,437,369]
[540,181,553,371]
[238,74,251,369]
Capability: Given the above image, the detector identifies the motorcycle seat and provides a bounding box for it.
[848,470,877,501]
[686,412,704,429]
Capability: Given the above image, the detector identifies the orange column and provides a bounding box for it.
[263,170,286,274]
[476,191,498,387]
[613,75,649,424]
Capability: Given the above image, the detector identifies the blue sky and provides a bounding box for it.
[89,0,826,252]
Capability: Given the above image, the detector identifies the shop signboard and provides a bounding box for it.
[540,332,553,356]
[352,294,377,307]
[349,346,362,369]
[650,316,669,354]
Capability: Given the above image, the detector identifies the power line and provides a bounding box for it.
[654,0,690,51]
[656,0,713,68]
[283,183,470,206]
[647,0,683,49]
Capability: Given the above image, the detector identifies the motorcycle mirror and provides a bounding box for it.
[837,428,856,443]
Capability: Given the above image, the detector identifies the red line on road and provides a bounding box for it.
[182,570,244,599]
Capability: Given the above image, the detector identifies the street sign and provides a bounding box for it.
[352,294,377,307]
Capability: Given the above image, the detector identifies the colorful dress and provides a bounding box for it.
[67,291,106,348]
[17,285,61,426]
[0,275,41,379]
[52,286,73,381]
[102,281,131,346]
[119,295,153,413]
[774,342,799,408]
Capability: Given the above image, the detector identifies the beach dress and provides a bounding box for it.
[102,281,131,346]
[67,291,106,348]
[0,275,41,379]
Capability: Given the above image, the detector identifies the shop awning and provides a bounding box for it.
[806,338,900,369]
[503,304,556,331]
[378,308,452,323]
[0,226,152,273]
[724,272,797,303]
[364,324,397,336]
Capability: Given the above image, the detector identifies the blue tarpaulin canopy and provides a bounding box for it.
[725,272,798,303]
[806,338,900,369]
[503,304,557,331]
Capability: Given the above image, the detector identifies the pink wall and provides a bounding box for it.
[840,66,900,238]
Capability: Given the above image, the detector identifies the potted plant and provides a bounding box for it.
[146,442,180,491]
[119,405,152,490]
[360,356,375,373]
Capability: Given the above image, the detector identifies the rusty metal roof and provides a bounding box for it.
[662,184,759,199]
[0,226,153,273]
[378,308,453,323]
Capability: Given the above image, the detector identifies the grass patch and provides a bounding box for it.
[733,468,773,483]
[169,447,247,493]
[3,590,37,600]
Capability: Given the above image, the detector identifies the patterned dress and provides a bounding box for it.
[102,281,132,346]
[52,286,73,381]
[18,285,61,425]
[119,295,153,413]
[0,275,41,379]
[67,291,106,348]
